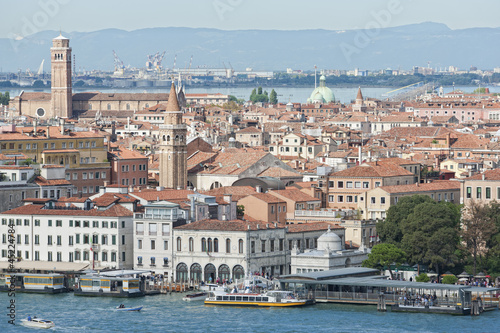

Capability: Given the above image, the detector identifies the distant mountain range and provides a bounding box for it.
[0,22,499,73]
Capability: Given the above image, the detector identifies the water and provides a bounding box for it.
[3,85,498,104]
[1,292,499,332]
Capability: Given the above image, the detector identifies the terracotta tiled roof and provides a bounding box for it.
[258,167,301,178]
[1,204,133,217]
[108,147,148,160]
[247,192,286,204]
[175,219,284,231]
[200,186,257,201]
[466,169,500,181]
[33,176,72,186]
[330,163,413,178]
[270,189,319,202]
[131,189,194,201]
[237,126,261,133]
[0,126,104,141]
[379,180,460,194]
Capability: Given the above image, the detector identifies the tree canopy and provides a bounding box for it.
[249,87,269,103]
[362,243,406,279]
[269,89,278,104]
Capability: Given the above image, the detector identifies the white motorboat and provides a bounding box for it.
[115,305,143,311]
[205,290,311,307]
[182,292,209,301]
[21,317,55,329]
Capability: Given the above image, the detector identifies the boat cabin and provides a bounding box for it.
[74,270,148,297]
[1,273,67,293]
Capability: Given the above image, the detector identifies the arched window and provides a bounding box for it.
[201,238,207,252]
[190,263,202,282]
[162,135,166,141]
[210,182,221,190]
[175,135,179,141]
[176,237,182,252]
[213,238,219,253]
[167,135,170,142]
[238,239,244,254]
[126,103,131,110]
[176,262,188,282]
[107,103,111,110]
[180,135,184,143]
[218,264,230,281]
[207,238,213,252]
[88,103,92,110]
[188,237,194,252]
[226,239,231,253]
[204,263,216,282]
[233,265,245,280]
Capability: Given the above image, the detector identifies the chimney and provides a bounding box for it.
[33,119,37,136]
[60,118,65,135]
[482,173,485,181]
[46,125,50,138]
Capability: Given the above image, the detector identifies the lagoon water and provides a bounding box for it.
[4,86,499,105]
[1,292,499,332]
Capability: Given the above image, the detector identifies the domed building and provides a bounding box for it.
[307,75,335,103]
[291,225,369,274]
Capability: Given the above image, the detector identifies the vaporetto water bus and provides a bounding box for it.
[204,290,313,307]
[0,273,68,293]
[74,270,146,298]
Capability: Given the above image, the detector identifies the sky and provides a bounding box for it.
[2,0,500,39]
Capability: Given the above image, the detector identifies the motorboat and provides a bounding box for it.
[115,305,143,311]
[21,317,55,329]
[205,290,311,307]
[182,292,209,301]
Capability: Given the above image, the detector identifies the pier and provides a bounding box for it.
[279,268,500,315]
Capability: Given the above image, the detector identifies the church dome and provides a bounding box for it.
[307,75,335,103]
[317,226,342,251]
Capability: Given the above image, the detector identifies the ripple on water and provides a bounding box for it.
[1,293,499,333]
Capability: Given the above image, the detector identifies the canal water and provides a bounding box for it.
[1,292,499,332]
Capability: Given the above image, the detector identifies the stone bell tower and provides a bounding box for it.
[50,33,72,118]
[159,82,187,189]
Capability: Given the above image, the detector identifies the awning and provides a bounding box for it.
[0,261,90,272]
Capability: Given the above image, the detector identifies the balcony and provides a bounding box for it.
[135,213,178,221]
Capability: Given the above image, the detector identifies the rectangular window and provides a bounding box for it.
[69,236,74,246]
[486,187,491,199]
[466,187,472,199]
[381,197,386,204]
[69,142,74,148]
[57,236,62,245]
[375,182,381,188]
[251,241,255,253]
[338,195,344,203]
[112,235,116,245]
[477,187,482,199]
[355,181,361,188]
[363,182,369,188]
[48,220,52,227]
[56,220,62,227]
[73,173,78,180]
[164,240,168,250]
[261,240,266,253]
[346,181,353,188]
[329,195,334,202]
[82,172,87,180]
[337,181,344,188]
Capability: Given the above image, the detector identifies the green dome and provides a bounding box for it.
[307,75,335,103]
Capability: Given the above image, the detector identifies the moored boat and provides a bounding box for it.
[204,290,311,307]
[182,292,209,301]
[21,317,55,329]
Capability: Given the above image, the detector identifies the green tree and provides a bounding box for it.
[401,201,460,275]
[237,205,245,218]
[441,275,458,284]
[377,195,434,246]
[461,200,498,275]
[473,87,487,94]
[73,80,86,87]
[0,92,10,105]
[249,88,257,102]
[257,86,263,95]
[362,243,406,279]
[269,89,278,104]
[415,273,430,282]
[228,95,238,102]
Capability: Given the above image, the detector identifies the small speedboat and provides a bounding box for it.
[21,317,55,329]
[182,292,209,301]
[115,305,143,311]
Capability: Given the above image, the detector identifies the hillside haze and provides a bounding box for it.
[0,22,499,72]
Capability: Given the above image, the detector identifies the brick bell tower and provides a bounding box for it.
[50,33,72,118]
[159,81,187,189]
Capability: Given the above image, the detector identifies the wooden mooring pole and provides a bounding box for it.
[377,293,386,311]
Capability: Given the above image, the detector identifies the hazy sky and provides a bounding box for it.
[3,0,500,39]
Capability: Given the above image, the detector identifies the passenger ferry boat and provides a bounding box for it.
[0,273,68,294]
[74,270,145,298]
[205,290,311,307]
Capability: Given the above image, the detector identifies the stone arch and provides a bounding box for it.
[345,258,351,268]
[210,182,221,190]
[176,262,188,282]
[190,263,202,282]
[218,264,230,281]
[204,263,216,282]
[232,265,245,280]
